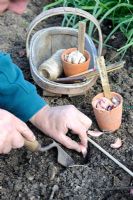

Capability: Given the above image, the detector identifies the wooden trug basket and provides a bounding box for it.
[26,7,103,96]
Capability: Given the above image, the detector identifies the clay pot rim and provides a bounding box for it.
[61,47,90,66]
[92,92,123,112]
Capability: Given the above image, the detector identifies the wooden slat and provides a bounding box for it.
[97,56,111,99]
[78,22,86,54]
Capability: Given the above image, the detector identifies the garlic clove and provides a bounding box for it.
[72,55,80,64]
[96,97,114,110]
[110,138,122,149]
[64,54,69,62]
[112,96,120,107]
[79,56,86,64]
[87,130,104,137]
[67,55,73,63]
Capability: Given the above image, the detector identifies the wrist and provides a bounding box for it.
[29,105,50,126]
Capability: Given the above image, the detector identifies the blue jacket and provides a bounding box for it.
[0,52,47,122]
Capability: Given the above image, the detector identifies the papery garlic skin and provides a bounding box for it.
[65,50,86,64]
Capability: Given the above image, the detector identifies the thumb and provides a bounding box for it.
[16,119,35,142]
[58,134,81,152]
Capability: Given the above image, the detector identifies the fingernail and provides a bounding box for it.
[80,145,87,158]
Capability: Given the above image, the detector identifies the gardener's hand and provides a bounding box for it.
[0,0,9,13]
[0,109,35,154]
[30,105,92,154]
[0,0,28,14]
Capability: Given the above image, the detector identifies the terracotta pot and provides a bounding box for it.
[61,48,91,77]
[92,92,123,132]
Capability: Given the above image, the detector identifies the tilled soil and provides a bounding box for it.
[0,1,133,200]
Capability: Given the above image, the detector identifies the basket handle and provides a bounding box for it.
[26,7,103,58]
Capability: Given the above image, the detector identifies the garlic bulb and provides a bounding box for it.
[65,50,86,64]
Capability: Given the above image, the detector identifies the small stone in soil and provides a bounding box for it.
[47,164,58,181]
[49,185,59,200]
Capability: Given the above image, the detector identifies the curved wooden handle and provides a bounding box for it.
[26,7,103,57]
[24,139,41,152]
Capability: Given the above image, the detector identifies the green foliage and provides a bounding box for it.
[43,0,133,58]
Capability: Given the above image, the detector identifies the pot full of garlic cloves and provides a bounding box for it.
[61,47,91,77]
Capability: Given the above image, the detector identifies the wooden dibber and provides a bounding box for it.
[97,56,111,99]
[55,61,125,83]
[70,61,125,79]
[88,137,133,177]
[78,21,86,54]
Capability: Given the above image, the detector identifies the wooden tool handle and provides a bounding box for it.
[24,139,41,152]
[55,76,87,84]
[70,61,125,79]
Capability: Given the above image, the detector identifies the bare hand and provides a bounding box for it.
[0,0,9,13]
[30,105,92,154]
[0,0,28,15]
[0,109,35,154]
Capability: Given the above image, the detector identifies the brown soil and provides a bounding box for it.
[0,1,133,200]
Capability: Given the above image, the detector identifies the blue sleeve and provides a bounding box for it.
[0,52,47,122]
